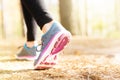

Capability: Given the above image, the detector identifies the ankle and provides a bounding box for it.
[26,41,37,48]
[42,21,54,33]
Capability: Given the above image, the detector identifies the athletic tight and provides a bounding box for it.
[20,0,53,41]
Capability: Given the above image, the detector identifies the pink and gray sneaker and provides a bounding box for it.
[16,44,37,60]
[34,22,71,69]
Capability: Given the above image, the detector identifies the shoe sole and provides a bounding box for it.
[35,54,58,70]
[16,56,36,61]
[34,31,71,69]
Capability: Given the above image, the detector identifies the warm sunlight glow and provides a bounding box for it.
[87,0,115,13]
[79,0,117,37]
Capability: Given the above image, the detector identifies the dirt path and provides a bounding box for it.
[0,38,120,80]
[0,54,120,80]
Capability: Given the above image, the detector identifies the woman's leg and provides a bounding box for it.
[21,0,36,42]
[21,0,71,69]
[21,0,53,30]
[16,0,38,60]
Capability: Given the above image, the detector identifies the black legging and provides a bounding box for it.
[21,0,53,41]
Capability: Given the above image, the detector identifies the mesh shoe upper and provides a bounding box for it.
[16,44,37,60]
[41,22,66,52]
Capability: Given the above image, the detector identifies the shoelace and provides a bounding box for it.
[36,44,42,52]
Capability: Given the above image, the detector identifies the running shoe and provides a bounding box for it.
[16,44,37,60]
[34,22,71,69]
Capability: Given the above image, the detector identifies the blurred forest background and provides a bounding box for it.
[0,0,120,40]
[1,1,120,79]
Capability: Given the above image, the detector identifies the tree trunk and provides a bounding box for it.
[79,0,88,36]
[59,0,81,35]
[0,0,6,39]
[115,0,120,31]
[19,1,25,37]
